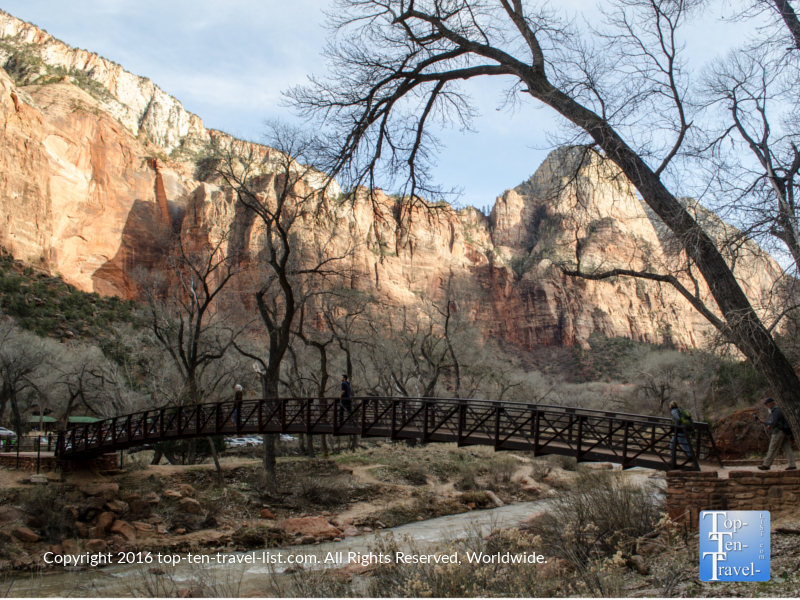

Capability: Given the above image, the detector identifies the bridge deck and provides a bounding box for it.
[54,397,722,472]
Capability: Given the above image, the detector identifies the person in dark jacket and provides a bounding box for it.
[340,375,353,424]
[669,400,694,458]
[757,397,796,471]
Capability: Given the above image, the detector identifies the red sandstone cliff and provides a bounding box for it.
[0,11,785,350]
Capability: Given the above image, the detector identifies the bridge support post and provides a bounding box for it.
[622,421,630,469]
[576,415,583,461]
[493,404,501,450]
[422,401,430,443]
[457,402,466,446]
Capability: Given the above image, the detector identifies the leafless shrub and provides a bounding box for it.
[488,454,518,485]
[295,475,350,507]
[19,485,80,543]
[529,460,553,481]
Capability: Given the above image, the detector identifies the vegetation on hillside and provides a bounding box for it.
[0,248,138,340]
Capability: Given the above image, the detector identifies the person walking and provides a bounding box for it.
[757,397,797,471]
[233,384,243,426]
[340,374,353,424]
[669,400,694,459]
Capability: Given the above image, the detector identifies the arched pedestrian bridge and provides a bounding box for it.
[55,397,723,471]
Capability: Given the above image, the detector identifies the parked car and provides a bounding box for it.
[0,428,16,437]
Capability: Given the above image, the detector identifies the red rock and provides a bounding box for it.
[104,500,127,514]
[341,526,360,538]
[109,520,137,542]
[0,506,25,524]
[79,483,119,501]
[344,560,376,575]
[145,492,160,504]
[94,511,117,531]
[132,521,154,532]
[178,498,202,514]
[85,539,107,553]
[109,535,127,549]
[260,509,275,519]
[174,484,195,497]
[12,526,40,542]
[163,490,183,500]
[87,526,105,539]
[519,510,549,530]
[157,524,168,534]
[175,528,187,535]
[279,517,342,540]
[49,545,63,556]
[62,539,80,555]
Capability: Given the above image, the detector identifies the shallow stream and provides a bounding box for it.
[9,499,551,597]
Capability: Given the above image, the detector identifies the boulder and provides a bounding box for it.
[109,520,137,542]
[178,498,202,515]
[173,484,195,497]
[260,508,275,519]
[49,545,63,556]
[85,539,107,553]
[341,526,360,538]
[94,512,117,531]
[145,492,160,505]
[278,517,342,540]
[628,554,650,575]
[163,490,183,500]
[0,506,25,524]
[344,559,376,576]
[108,535,127,549]
[132,521,154,532]
[61,539,80,555]
[484,490,504,508]
[78,496,108,520]
[127,498,151,516]
[13,526,40,543]
[519,510,549,530]
[87,526,105,539]
[76,523,90,539]
[104,500,128,514]
[79,483,119,501]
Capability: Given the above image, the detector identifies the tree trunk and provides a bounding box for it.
[151,447,163,465]
[321,434,329,459]
[206,437,224,485]
[522,75,800,440]
[186,439,197,465]
[299,433,307,454]
[307,434,316,458]
[9,390,23,439]
[261,374,278,487]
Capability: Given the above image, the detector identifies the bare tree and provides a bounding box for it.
[138,223,246,465]
[288,0,800,435]
[216,122,352,484]
[0,322,54,435]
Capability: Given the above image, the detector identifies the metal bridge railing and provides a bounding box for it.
[56,397,723,471]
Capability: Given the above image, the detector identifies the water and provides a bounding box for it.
[8,499,551,597]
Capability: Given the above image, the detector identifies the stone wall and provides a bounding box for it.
[0,454,118,472]
[666,470,800,528]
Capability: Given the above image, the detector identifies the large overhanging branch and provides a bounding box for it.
[560,264,729,336]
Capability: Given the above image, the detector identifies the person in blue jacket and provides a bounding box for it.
[756,397,796,471]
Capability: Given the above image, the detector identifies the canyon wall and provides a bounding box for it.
[0,10,785,351]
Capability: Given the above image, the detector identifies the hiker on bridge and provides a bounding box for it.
[756,397,797,471]
[340,374,353,424]
[669,400,694,459]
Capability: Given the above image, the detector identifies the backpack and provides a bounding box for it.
[776,411,793,437]
[677,408,694,429]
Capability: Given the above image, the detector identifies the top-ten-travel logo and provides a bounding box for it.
[699,511,770,582]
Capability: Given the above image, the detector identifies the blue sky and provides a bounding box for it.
[1,0,755,209]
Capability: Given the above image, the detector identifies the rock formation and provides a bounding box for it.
[0,10,785,350]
